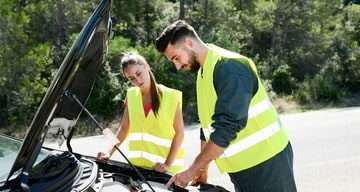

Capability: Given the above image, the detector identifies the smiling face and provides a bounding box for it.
[164,43,200,73]
[123,64,151,91]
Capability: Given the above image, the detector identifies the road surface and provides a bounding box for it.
[283,107,360,192]
[46,106,360,191]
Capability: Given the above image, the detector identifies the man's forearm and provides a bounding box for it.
[189,140,224,172]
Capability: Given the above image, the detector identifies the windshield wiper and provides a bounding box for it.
[64,91,156,192]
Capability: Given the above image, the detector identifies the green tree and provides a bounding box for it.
[86,36,133,118]
[0,1,53,131]
[24,0,94,66]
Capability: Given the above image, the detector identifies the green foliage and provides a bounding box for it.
[185,0,247,54]
[272,64,297,95]
[2,0,360,136]
[85,36,133,118]
[0,1,52,129]
[326,5,360,92]
[24,0,94,65]
[295,74,348,104]
[112,0,178,45]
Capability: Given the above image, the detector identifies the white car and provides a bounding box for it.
[0,0,229,191]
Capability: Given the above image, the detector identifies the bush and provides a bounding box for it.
[295,74,348,104]
[272,64,297,95]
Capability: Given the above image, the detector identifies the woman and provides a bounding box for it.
[97,52,185,174]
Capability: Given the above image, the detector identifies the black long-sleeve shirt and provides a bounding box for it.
[200,59,258,148]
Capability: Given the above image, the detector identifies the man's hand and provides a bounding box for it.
[190,169,208,185]
[154,162,170,173]
[166,168,197,188]
[167,140,224,189]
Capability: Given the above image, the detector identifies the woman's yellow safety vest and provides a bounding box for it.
[197,45,289,173]
[126,84,184,174]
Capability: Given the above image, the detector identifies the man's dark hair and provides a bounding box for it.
[155,20,197,53]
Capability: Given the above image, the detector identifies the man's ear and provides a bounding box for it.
[184,37,194,50]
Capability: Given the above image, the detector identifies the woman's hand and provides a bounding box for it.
[154,162,170,173]
[96,151,111,162]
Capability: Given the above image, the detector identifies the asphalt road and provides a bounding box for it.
[283,106,360,192]
[46,106,360,192]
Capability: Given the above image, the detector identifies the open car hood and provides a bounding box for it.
[7,0,112,180]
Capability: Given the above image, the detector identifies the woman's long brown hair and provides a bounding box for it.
[120,52,161,117]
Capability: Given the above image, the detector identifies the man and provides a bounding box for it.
[155,20,297,192]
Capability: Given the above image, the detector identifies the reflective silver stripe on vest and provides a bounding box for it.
[128,151,184,166]
[128,133,185,148]
[219,120,281,158]
[248,98,272,119]
[203,98,272,140]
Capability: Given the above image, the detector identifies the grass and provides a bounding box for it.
[272,94,360,115]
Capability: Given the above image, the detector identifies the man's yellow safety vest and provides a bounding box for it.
[127,85,184,174]
[197,45,289,173]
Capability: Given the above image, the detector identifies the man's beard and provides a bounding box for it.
[187,49,200,73]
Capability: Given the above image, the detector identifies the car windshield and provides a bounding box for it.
[0,134,52,182]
